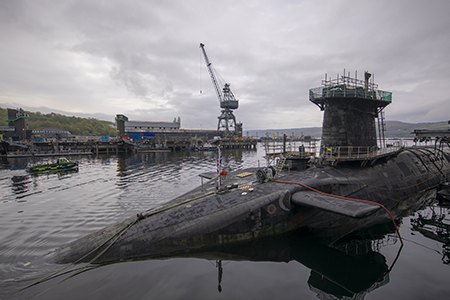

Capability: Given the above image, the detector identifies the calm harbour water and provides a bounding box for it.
[1,144,450,300]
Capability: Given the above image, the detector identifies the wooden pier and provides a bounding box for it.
[1,137,258,157]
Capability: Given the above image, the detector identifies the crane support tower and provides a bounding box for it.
[200,43,239,135]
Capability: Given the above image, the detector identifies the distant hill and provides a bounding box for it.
[247,121,449,139]
[246,127,322,139]
[385,121,449,137]
[0,108,117,137]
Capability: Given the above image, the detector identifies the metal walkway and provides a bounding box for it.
[321,146,404,166]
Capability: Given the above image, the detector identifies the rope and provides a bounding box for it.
[11,217,139,299]
[26,218,138,300]
[13,190,216,298]
[272,179,404,246]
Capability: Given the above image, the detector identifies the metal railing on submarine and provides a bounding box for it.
[321,145,404,161]
[263,138,405,169]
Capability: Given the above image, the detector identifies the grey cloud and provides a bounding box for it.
[1,0,450,131]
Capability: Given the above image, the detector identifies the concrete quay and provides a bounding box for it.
[1,137,258,157]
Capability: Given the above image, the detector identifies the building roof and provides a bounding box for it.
[126,120,178,124]
[33,127,70,132]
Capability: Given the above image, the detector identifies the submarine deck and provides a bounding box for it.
[142,165,382,226]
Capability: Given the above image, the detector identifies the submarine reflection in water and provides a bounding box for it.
[411,201,450,265]
[208,227,394,299]
[179,189,437,299]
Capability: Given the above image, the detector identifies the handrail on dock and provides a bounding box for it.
[264,140,318,158]
[321,145,403,161]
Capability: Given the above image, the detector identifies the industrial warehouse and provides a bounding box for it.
[0,108,255,157]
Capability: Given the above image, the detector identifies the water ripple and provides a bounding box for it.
[0,149,264,293]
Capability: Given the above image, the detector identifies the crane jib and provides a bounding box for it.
[200,43,239,133]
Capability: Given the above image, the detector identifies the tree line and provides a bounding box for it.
[0,108,117,137]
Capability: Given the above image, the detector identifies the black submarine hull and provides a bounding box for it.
[51,147,450,264]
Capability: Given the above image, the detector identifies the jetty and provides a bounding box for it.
[0,136,257,158]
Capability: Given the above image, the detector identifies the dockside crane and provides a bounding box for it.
[200,43,239,134]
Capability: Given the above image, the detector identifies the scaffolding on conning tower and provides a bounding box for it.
[309,70,393,111]
[309,70,398,166]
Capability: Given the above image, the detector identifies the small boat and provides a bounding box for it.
[27,157,78,173]
[194,142,218,151]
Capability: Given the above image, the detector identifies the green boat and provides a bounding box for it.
[27,157,78,173]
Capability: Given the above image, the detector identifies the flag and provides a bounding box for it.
[217,150,222,175]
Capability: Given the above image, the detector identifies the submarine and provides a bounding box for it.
[52,71,450,265]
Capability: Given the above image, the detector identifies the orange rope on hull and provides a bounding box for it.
[272,179,404,246]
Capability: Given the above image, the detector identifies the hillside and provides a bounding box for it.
[246,127,322,139]
[247,121,449,139]
[0,108,116,136]
[385,121,449,137]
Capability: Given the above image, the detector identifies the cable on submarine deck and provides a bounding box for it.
[272,179,404,246]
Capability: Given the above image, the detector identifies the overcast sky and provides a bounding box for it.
[1,0,449,130]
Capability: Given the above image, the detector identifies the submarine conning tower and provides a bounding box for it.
[309,70,392,157]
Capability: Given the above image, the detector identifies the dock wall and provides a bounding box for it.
[3,137,257,157]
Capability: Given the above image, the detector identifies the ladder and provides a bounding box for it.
[275,156,286,174]
[377,109,387,148]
